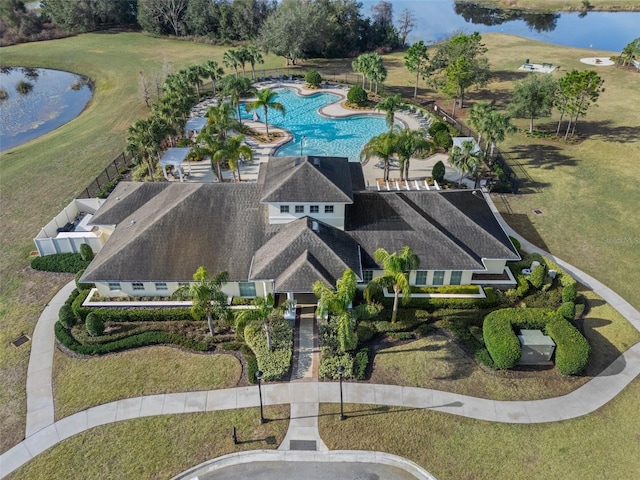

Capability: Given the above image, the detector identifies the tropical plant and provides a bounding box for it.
[172,266,230,337]
[234,293,288,348]
[126,116,170,179]
[619,37,640,67]
[203,101,240,142]
[185,64,206,99]
[201,59,224,94]
[220,75,256,123]
[404,40,430,98]
[483,110,516,159]
[223,48,240,77]
[213,135,253,182]
[468,101,493,148]
[448,139,482,187]
[394,129,433,181]
[360,130,398,182]
[432,160,446,183]
[246,45,264,79]
[244,88,285,137]
[376,93,405,131]
[364,246,420,323]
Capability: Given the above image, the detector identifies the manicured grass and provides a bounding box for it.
[0,32,285,453]
[319,378,640,480]
[53,347,242,419]
[7,407,289,480]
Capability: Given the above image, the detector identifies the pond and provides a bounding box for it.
[0,67,93,152]
[361,0,639,51]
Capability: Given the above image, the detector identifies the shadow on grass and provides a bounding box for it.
[581,317,626,377]
[373,343,443,355]
[579,119,640,143]
[501,213,551,252]
[236,435,278,446]
[322,402,464,419]
[509,143,578,170]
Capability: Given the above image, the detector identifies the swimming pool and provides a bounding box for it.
[243,88,390,161]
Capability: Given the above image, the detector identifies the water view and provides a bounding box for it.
[361,0,640,51]
[0,67,93,152]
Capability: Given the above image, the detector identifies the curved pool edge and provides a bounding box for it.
[170,449,438,480]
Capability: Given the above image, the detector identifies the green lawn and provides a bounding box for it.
[319,378,640,480]
[53,348,243,419]
[7,407,290,480]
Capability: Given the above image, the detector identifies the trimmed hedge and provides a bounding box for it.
[79,243,94,261]
[557,302,576,321]
[91,307,194,323]
[353,348,369,380]
[319,352,353,379]
[220,342,258,384]
[55,322,208,355]
[85,312,104,336]
[58,304,76,329]
[305,70,322,87]
[75,269,94,290]
[31,253,90,273]
[483,308,590,375]
[529,264,546,289]
[347,85,367,106]
[410,285,479,295]
[562,284,577,303]
[379,287,499,311]
[510,253,576,288]
[244,318,292,382]
[71,289,92,320]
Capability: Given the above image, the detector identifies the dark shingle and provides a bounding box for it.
[89,182,168,225]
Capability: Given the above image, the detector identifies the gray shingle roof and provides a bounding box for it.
[250,216,361,291]
[274,250,335,293]
[89,182,169,225]
[346,190,519,271]
[260,156,354,204]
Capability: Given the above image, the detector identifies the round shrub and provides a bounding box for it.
[305,70,322,87]
[58,304,76,329]
[562,284,577,303]
[557,301,576,321]
[428,121,449,137]
[85,312,104,337]
[433,130,452,150]
[347,84,368,106]
[75,268,95,290]
[529,264,546,290]
[432,160,446,183]
[79,243,94,261]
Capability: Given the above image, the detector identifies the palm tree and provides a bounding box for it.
[364,247,419,323]
[201,60,224,95]
[204,101,240,142]
[223,49,240,77]
[172,267,229,337]
[394,129,433,181]
[213,135,253,182]
[126,116,170,179]
[234,293,289,348]
[484,111,516,160]
[220,75,256,124]
[313,270,358,353]
[468,102,493,151]
[360,130,398,182]
[244,88,285,138]
[185,65,206,99]
[376,94,405,131]
[246,45,264,80]
[448,140,482,187]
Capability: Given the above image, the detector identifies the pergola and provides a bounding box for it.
[159,147,192,182]
[185,117,207,140]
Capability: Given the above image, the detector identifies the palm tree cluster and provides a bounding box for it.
[468,102,516,161]
[222,45,264,79]
[352,52,387,94]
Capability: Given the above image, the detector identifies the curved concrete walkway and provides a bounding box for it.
[3,194,640,478]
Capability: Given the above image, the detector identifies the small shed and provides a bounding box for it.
[517,329,556,365]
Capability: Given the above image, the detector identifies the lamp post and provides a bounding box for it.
[337,365,345,421]
[300,135,306,156]
[256,370,265,424]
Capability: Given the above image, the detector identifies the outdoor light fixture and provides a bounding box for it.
[337,365,345,421]
[256,370,265,424]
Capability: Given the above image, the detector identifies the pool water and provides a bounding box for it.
[243,88,390,161]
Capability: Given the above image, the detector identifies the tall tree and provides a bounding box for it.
[246,44,265,80]
[483,110,516,159]
[619,37,640,66]
[394,129,433,181]
[404,40,430,99]
[223,49,241,77]
[244,88,285,137]
[364,247,419,323]
[201,59,224,94]
[509,73,556,133]
[556,69,604,140]
[173,267,229,337]
[468,101,493,148]
[220,75,256,123]
[396,8,416,46]
[375,93,405,131]
[203,101,240,142]
[432,32,490,114]
[360,130,397,182]
[213,135,253,182]
[448,140,482,187]
[126,116,171,180]
[138,0,187,36]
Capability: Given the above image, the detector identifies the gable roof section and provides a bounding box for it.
[82,182,265,282]
[260,156,354,204]
[274,250,335,293]
[89,182,169,225]
[346,190,519,271]
[250,216,361,292]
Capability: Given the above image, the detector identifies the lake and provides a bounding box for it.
[0,67,93,152]
[361,0,639,51]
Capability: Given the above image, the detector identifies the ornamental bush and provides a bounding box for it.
[432,160,446,183]
[91,307,193,323]
[244,318,293,382]
[562,284,577,303]
[75,269,94,290]
[305,70,322,87]
[79,243,94,261]
[58,304,76,329]
[557,301,576,321]
[428,121,449,137]
[31,253,90,273]
[353,348,369,380]
[72,289,92,320]
[319,352,353,379]
[546,318,590,375]
[347,84,367,106]
[509,236,521,252]
[529,264,546,289]
[433,130,453,150]
[85,312,104,337]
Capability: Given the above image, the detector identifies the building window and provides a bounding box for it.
[239,282,256,297]
[108,282,121,291]
[415,271,427,285]
[280,205,289,214]
[450,271,462,285]
[432,271,445,286]
[361,270,373,283]
[178,282,190,287]
[324,205,334,213]
[310,205,319,213]
[295,205,304,213]
[155,282,168,291]
[132,282,144,291]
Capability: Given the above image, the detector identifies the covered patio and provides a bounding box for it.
[185,117,207,140]
[160,147,192,182]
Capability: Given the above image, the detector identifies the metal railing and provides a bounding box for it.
[78,152,132,199]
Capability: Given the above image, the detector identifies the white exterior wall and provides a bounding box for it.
[95,280,274,298]
[266,203,345,229]
[482,259,508,274]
